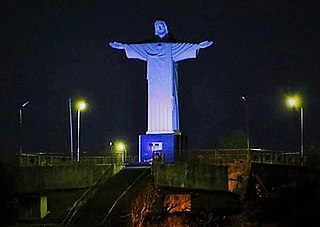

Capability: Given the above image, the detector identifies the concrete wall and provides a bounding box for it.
[152,161,228,191]
[14,164,118,194]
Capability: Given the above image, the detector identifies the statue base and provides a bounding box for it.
[139,133,188,163]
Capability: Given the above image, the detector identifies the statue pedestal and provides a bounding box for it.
[139,133,187,163]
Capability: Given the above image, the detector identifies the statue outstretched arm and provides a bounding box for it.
[199,40,214,49]
[109,41,124,50]
[109,42,147,61]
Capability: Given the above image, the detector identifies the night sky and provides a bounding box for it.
[1,0,320,157]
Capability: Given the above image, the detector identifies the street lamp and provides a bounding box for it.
[115,141,127,163]
[109,141,113,152]
[241,96,250,153]
[19,100,30,154]
[76,101,86,162]
[286,96,304,164]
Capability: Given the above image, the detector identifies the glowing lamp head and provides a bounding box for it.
[115,142,126,152]
[287,98,296,107]
[286,96,301,109]
[77,101,86,111]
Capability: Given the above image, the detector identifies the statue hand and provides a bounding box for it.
[109,41,124,50]
[199,40,214,49]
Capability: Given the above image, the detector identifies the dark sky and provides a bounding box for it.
[1,0,320,156]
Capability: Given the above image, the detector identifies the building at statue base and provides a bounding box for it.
[139,132,188,163]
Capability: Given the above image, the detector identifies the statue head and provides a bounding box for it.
[154,20,169,39]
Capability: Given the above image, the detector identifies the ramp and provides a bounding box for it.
[66,166,151,226]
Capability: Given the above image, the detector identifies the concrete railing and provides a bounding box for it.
[17,149,301,167]
[17,153,139,167]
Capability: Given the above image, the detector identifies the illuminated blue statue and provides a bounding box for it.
[110,20,213,134]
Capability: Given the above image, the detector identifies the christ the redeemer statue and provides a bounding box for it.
[109,20,213,135]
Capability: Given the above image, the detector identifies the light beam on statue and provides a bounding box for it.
[109,19,213,163]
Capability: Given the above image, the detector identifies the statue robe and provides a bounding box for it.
[123,42,199,134]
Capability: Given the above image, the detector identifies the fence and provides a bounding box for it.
[251,149,301,165]
[173,148,301,166]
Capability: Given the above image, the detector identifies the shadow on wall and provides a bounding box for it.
[0,157,20,226]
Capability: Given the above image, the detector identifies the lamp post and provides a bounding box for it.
[286,96,304,164]
[69,98,74,158]
[19,100,30,154]
[241,96,250,153]
[76,101,86,162]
